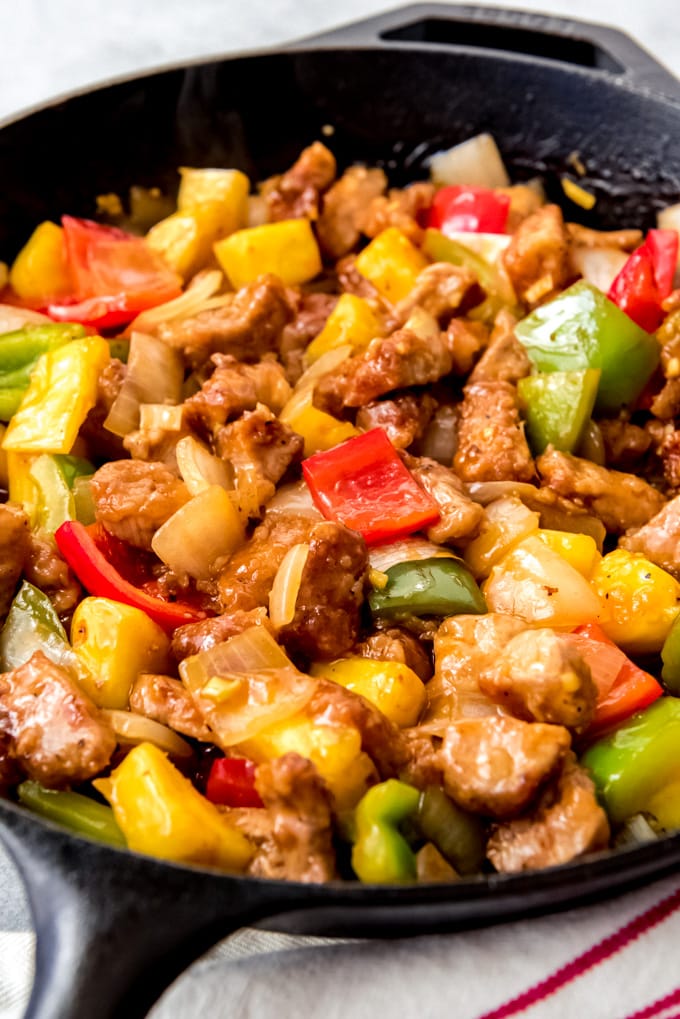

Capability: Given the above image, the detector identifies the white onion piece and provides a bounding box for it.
[175,435,233,495]
[104,331,184,436]
[151,485,244,580]
[571,246,628,292]
[428,133,510,189]
[0,304,51,335]
[269,543,309,629]
[184,626,292,676]
[267,481,323,520]
[417,404,458,464]
[138,403,184,431]
[467,481,540,505]
[247,195,269,227]
[369,537,455,574]
[72,476,96,525]
[131,269,225,331]
[463,496,540,580]
[102,709,193,758]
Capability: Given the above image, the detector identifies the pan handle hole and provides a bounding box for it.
[380,18,625,74]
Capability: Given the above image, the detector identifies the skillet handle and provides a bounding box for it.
[0,805,310,1019]
[294,3,680,101]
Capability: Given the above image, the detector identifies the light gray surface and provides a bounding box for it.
[1,0,680,1016]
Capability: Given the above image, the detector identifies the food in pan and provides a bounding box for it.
[1,133,680,883]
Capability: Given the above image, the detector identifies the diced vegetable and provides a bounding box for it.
[517,369,600,455]
[104,330,183,437]
[514,281,660,412]
[311,657,426,728]
[607,229,679,332]
[302,428,440,545]
[0,322,86,421]
[95,742,253,869]
[269,543,310,629]
[0,581,77,674]
[27,454,75,534]
[71,597,171,709]
[18,781,126,848]
[581,697,680,825]
[661,615,680,694]
[535,529,601,579]
[561,178,596,211]
[428,134,510,189]
[205,757,264,808]
[214,219,322,288]
[590,549,680,654]
[2,336,109,453]
[9,222,73,301]
[463,496,539,579]
[428,185,510,235]
[351,779,420,884]
[354,228,427,303]
[55,520,207,630]
[368,557,486,621]
[131,269,225,332]
[175,435,233,495]
[151,485,245,581]
[416,786,485,875]
[102,710,193,758]
[304,293,382,363]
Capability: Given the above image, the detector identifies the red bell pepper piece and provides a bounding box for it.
[302,428,440,545]
[205,758,264,808]
[607,228,678,333]
[569,622,663,736]
[45,217,182,329]
[428,185,510,235]
[54,520,207,631]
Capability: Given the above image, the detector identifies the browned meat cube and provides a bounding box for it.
[598,418,651,469]
[403,453,484,545]
[171,607,272,661]
[353,627,433,682]
[279,292,337,385]
[157,274,295,368]
[317,166,387,258]
[90,460,190,550]
[356,393,437,450]
[440,715,571,818]
[536,448,665,534]
[454,380,534,483]
[360,181,435,245]
[479,628,597,733]
[503,204,571,305]
[24,532,82,622]
[0,503,30,623]
[487,755,610,872]
[394,263,481,326]
[621,494,680,578]
[129,674,212,741]
[468,309,530,385]
[0,651,115,787]
[184,354,290,435]
[263,142,336,222]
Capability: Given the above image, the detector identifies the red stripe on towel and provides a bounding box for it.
[618,986,680,1019]
[476,887,680,1019]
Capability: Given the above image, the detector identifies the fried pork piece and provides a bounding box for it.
[479,629,597,734]
[424,613,526,729]
[503,204,571,305]
[239,753,337,882]
[279,292,337,385]
[0,651,115,787]
[487,754,610,872]
[360,181,435,244]
[129,673,212,741]
[124,417,191,470]
[0,504,30,622]
[183,354,291,435]
[80,356,128,460]
[394,263,482,326]
[621,494,680,578]
[314,323,453,417]
[354,626,434,682]
[24,531,82,621]
[171,606,272,661]
[566,223,643,251]
[403,453,483,545]
[217,512,315,612]
[454,380,534,483]
[598,418,651,469]
[263,142,336,222]
[356,393,437,449]
[317,165,388,258]
[91,460,190,550]
[440,715,571,818]
[536,448,665,534]
[468,309,530,385]
[651,379,680,421]
[156,274,295,369]
[214,404,304,514]
[278,522,368,661]
[500,184,545,231]
[446,318,489,376]
[335,254,386,304]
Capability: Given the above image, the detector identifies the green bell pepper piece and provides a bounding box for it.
[0,387,27,420]
[661,616,680,694]
[515,281,659,413]
[0,324,87,421]
[352,779,420,883]
[581,697,680,823]
[0,580,69,671]
[517,368,601,455]
[53,454,95,489]
[422,228,519,323]
[417,786,486,876]
[108,338,130,364]
[29,454,76,534]
[17,781,126,848]
[369,557,486,620]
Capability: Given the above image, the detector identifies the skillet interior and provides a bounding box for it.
[2,6,680,1017]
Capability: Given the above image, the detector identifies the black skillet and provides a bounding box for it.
[2,5,680,1017]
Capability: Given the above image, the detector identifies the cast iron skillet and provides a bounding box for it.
[2,5,680,1017]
